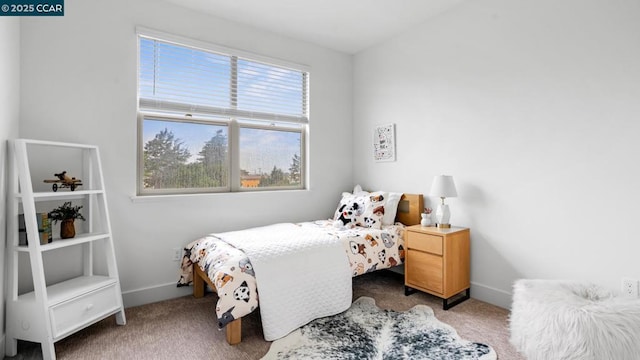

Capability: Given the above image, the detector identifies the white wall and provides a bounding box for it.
[17,0,640,313]
[19,0,353,306]
[354,0,640,307]
[1,16,21,357]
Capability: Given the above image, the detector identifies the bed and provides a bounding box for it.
[178,191,423,345]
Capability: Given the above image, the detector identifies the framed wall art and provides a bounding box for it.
[373,123,396,162]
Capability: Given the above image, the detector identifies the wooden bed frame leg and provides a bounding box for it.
[226,318,242,345]
[192,264,243,344]
[193,264,205,298]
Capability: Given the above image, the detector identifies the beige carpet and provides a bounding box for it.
[5,271,524,360]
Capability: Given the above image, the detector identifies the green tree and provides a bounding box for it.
[143,128,191,189]
[289,153,301,185]
[261,165,288,187]
[197,129,228,187]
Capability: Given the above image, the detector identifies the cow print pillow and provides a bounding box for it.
[333,191,387,229]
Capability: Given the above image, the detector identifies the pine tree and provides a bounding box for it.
[263,165,286,186]
[143,128,191,189]
[289,153,301,185]
[197,129,228,187]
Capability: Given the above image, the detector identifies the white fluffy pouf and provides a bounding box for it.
[510,279,640,360]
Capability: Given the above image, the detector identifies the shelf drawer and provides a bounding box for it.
[50,284,120,339]
[407,231,443,255]
[406,249,443,294]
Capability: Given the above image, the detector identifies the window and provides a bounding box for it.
[137,29,308,195]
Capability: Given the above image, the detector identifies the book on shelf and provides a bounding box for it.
[18,213,53,245]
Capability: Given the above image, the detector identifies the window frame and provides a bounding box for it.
[137,113,233,195]
[136,28,309,196]
[235,121,306,192]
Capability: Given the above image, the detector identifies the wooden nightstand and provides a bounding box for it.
[404,225,470,310]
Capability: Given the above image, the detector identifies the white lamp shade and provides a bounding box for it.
[430,175,458,198]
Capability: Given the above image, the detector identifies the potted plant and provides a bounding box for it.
[48,201,86,239]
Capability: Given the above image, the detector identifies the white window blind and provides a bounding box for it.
[138,35,309,124]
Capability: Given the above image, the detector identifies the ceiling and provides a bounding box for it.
[163,0,465,54]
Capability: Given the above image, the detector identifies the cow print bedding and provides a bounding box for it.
[178,220,405,329]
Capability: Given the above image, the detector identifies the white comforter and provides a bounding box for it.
[216,223,352,341]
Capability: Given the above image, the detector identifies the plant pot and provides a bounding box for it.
[60,219,76,239]
[420,213,431,227]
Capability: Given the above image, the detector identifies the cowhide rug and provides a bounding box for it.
[262,296,496,359]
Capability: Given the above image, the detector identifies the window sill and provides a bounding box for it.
[129,188,309,203]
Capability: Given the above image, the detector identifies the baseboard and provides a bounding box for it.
[470,281,513,309]
[121,282,193,308]
[121,280,513,311]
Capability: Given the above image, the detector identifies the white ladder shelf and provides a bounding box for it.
[5,139,126,360]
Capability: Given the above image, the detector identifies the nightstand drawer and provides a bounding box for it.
[407,231,443,255]
[406,249,443,294]
[50,284,120,339]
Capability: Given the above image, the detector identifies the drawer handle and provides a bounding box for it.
[86,304,94,311]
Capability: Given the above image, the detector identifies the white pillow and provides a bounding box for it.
[352,184,367,195]
[382,192,403,226]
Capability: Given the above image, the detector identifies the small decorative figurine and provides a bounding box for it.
[43,171,83,192]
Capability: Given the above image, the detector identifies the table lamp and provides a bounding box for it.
[430,175,457,228]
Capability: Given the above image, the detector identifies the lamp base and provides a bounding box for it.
[435,204,451,228]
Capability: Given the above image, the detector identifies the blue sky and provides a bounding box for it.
[143,118,223,163]
[239,127,300,174]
